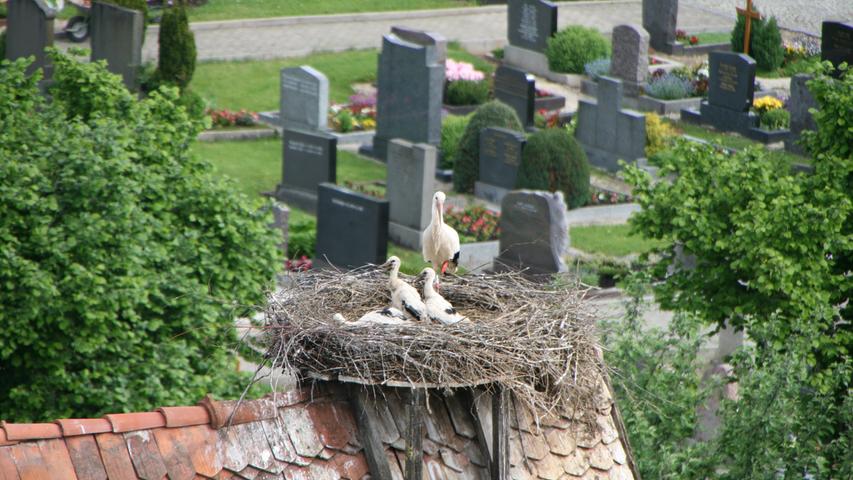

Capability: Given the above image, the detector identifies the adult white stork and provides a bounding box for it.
[421,267,467,325]
[333,307,409,326]
[384,256,427,321]
[421,191,461,276]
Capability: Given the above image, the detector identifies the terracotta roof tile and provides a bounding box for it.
[533,453,565,480]
[158,406,211,428]
[580,467,610,480]
[280,407,324,458]
[520,431,550,460]
[385,449,404,480]
[200,397,277,430]
[462,439,487,467]
[38,438,79,479]
[240,421,281,474]
[422,396,464,452]
[1,422,62,441]
[104,412,166,433]
[8,441,51,479]
[332,452,369,480]
[307,462,342,480]
[56,419,113,437]
[183,424,223,477]
[151,427,196,480]
[573,422,601,449]
[606,440,626,466]
[439,446,470,473]
[0,427,19,447]
[0,447,21,480]
[95,433,137,480]
[596,415,618,445]
[443,394,477,440]
[125,429,168,480]
[586,443,613,471]
[217,424,250,473]
[307,401,353,450]
[611,463,633,480]
[544,427,577,456]
[260,418,300,464]
[562,450,590,477]
[65,435,107,480]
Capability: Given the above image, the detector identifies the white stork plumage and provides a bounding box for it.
[384,256,427,321]
[421,191,460,276]
[333,307,409,326]
[421,267,467,325]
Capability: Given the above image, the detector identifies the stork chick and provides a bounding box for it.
[421,267,467,325]
[333,307,409,327]
[384,256,427,321]
[421,191,460,277]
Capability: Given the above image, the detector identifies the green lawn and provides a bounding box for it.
[191,138,386,197]
[188,0,477,22]
[571,224,665,257]
[695,31,730,45]
[758,56,821,78]
[666,120,811,166]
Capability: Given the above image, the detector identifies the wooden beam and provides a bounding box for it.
[469,389,496,477]
[348,385,394,480]
[404,389,425,480]
[491,386,510,480]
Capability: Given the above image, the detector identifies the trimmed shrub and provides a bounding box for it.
[446,80,490,106]
[516,128,590,209]
[645,72,693,100]
[156,2,197,89]
[645,113,677,157]
[440,114,470,170]
[584,58,611,81]
[760,108,790,129]
[453,101,523,193]
[546,26,610,74]
[731,6,784,71]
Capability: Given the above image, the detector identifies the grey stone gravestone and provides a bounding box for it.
[386,139,437,250]
[494,190,568,275]
[494,65,535,128]
[368,28,446,161]
[507,0,558,53]
[280,66,330,132]
[5,0,57,76]
[268,201,290,257]
[90,1,144,89]
[610,24,650,97]
[475,127,527,204]
[785,74,817,154]
[575,76,646,172]
[275,128,337,213]
[642,0,678,53]
[821,21,853,75]
[687,52,759,133]
[315,183,389,269]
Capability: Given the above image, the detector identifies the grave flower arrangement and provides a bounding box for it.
[588,187,633,206]
[444,59,490,106]
[535,109,560,129]
[583,58,611,81]
[206,108,259,128]
[644,63,709,100]
[675,29,699,45]
[752,95,790,130]
[444,204,500,242]
[329,93,377,133]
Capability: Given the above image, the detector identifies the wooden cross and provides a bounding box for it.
[736,0,762,55]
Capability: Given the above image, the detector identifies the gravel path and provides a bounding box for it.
[683,0,852,36]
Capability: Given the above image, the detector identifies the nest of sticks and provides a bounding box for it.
[264,265,604,420]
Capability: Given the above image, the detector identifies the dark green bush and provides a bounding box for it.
[452,101,523,193]
[446,80,490,106]
[287,217,317,259]
[760,108,790,130]
[156,2,197,89]
[731,7,784,71]
[0,53,280,421]
[546,25,610,74]
[440,114,470,170]
[516,128,590,209]
[176,87,207,121]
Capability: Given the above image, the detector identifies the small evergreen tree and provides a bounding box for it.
[452,101,523,193]
[731,6,784,71]
[157,1,197,89]
[515,128,590,209]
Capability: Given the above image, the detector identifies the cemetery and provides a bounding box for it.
[1,0,851,478]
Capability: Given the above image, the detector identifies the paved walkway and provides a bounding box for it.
[683,0,852,37]
[54,1,733,62]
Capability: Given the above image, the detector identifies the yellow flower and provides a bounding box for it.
[753,96,783,113]
[361,118,376,130]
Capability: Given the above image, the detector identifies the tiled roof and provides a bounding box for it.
[0,381,637,479]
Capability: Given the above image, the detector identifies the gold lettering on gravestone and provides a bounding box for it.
[834,30,852,49]
[483,135,499,160]
[718,63,738,93]
[518,4,539,44]
[503,139,520,166]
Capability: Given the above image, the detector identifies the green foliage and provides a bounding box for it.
[759,107,789,129]
[516,128,590,209]
[287,216,317,259]
[337,109,354,133]
[731,7,784,71]
[0,31,6,60]
[157,2,197,89]
[546,25,610,74]
[445,80,490,106]
[802,63,852,160]
[452,100,523,193]
[0,53,281,421]
[645,112,678,157]
[440,114,470,170]
[175,87,207,121]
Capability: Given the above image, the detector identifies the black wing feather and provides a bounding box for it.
[402,300,423,319]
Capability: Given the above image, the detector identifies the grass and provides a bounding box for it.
[188,0,477,22]
[571,224,665,257]
[191,138,386,197]
[758,56,821,78]
[448,41,496,75]
[694,31,731,45]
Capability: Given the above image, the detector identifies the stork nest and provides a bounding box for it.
[264,265,604,421]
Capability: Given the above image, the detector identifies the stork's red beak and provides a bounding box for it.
[441,261,449,275]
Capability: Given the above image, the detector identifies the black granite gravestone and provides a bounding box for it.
[275,129,337,213]
[642,0,678,53]
[507,0,558,53]
[494,190,568,275]
[315,184,389,269]
[91,1,144,89]
[5,0,56,76]
[821,21,853,75]
[475,128,527,203]
[494,65,536,128]
[785,74,817,154]
[682,52,759,134]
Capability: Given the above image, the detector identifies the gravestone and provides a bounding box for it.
[386,139,437,250]
[475,127,527,204]
[90,1,144,89]
[494,190,569,275]
[280,66,330,132]
[315,183,389,269]
[367,28,446,161]
[274,128,337,213]
[684,52,759,133]
[610,24,650,97]
[494,65,536,128]
[785,74,817,154]
[575,76,646,172]
[5,0,57,76]
[507,0,558,53]
[268,201,290,257]
[642,0,678,53]
[821,21,853,75]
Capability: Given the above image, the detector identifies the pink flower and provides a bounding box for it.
[445,59,485,82]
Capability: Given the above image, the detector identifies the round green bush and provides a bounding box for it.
[157,2,197,89]
[452,101,523,193]
[516,128,590,209]
[445,80,490,106]
[731,8,784,71]
[440,114,470,170]
[546,26,610,74]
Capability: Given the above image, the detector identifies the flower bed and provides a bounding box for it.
[329,93,376,133]
[444,59,489,107]
[587,187,633,206]
[444,205,500,242]
[207,108,259,128]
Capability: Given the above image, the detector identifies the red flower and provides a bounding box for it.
[689,36,699,45]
